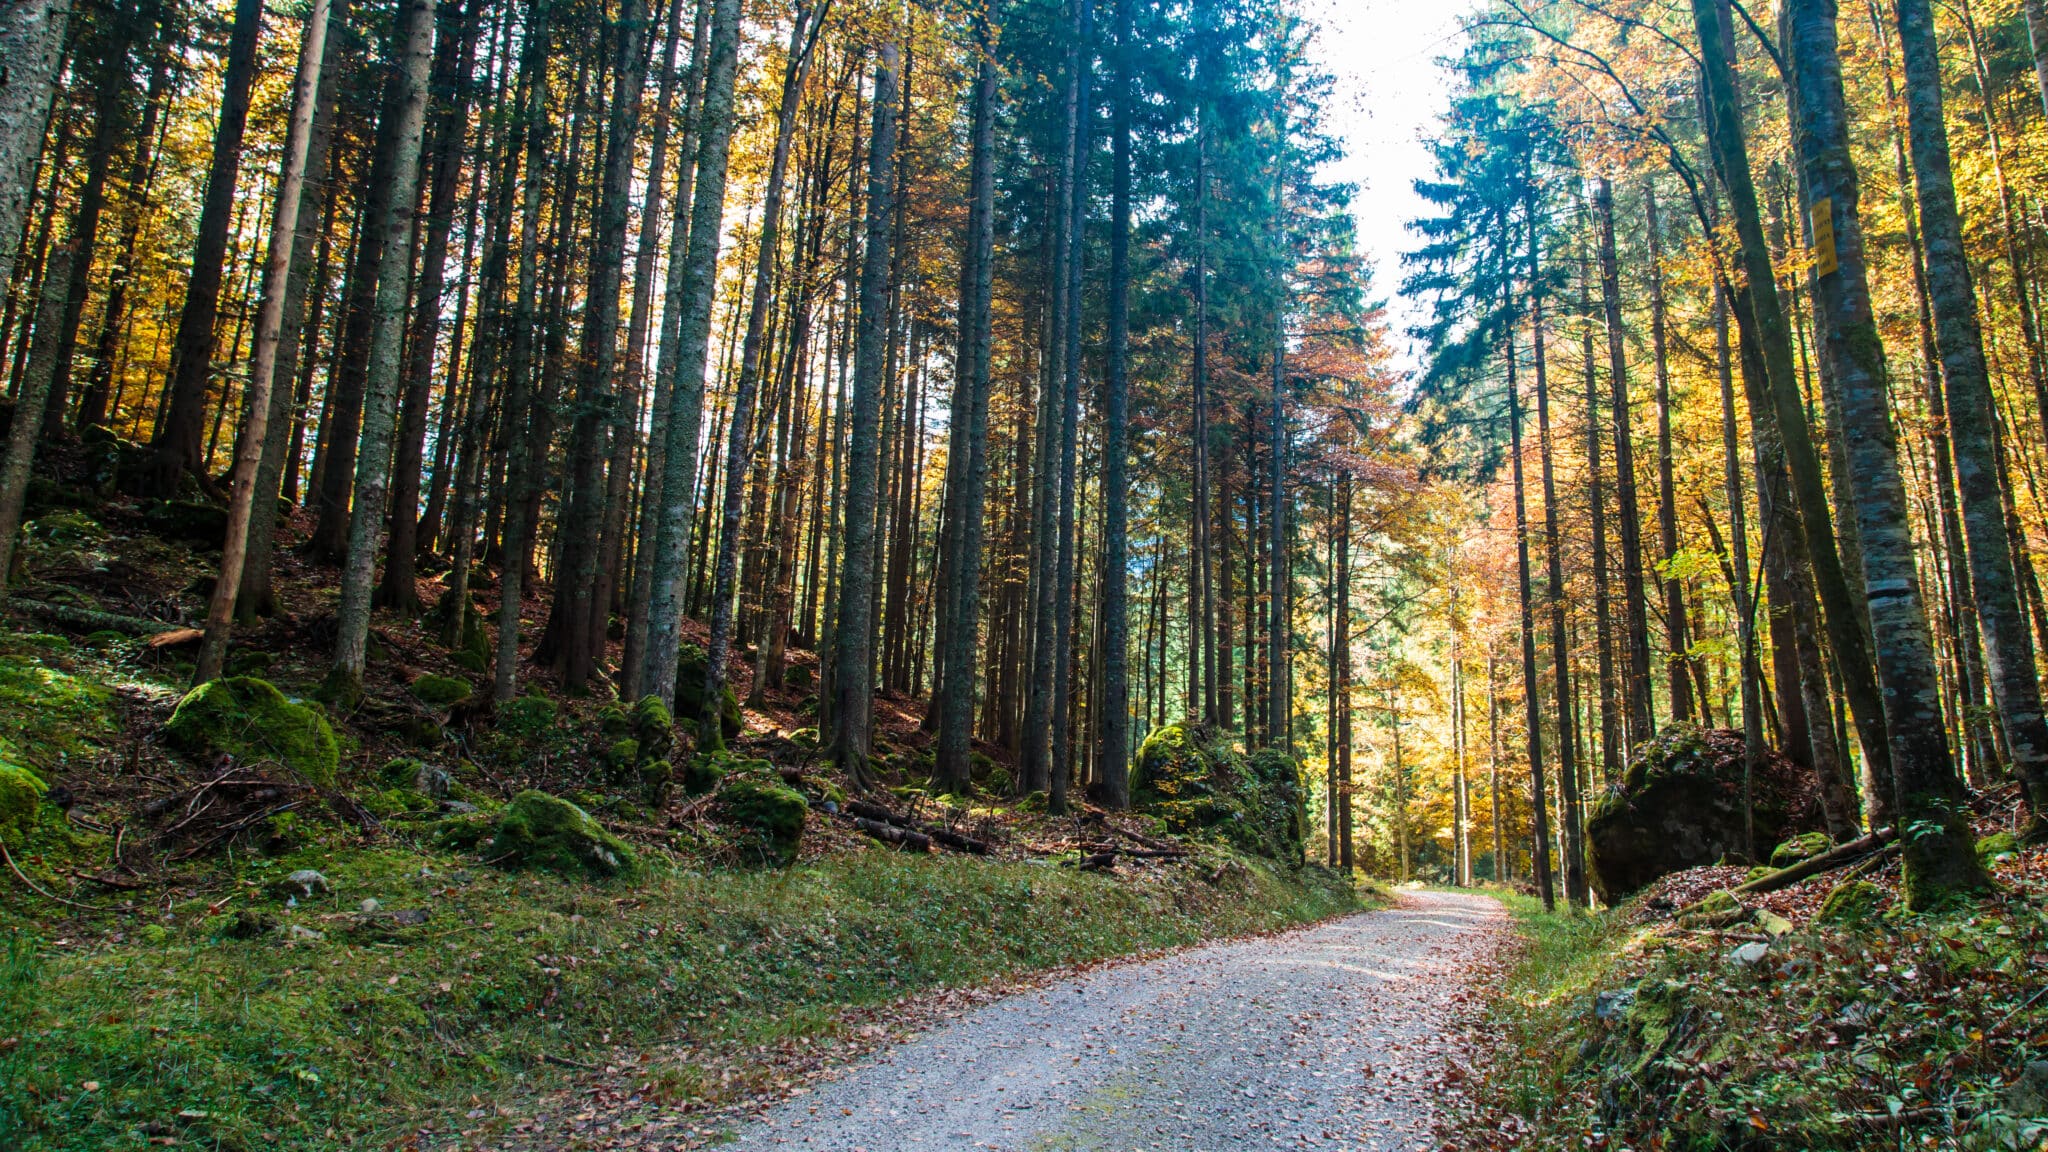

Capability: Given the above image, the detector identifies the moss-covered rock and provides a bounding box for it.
[164,677,340,787]
[379,756,451,798]
[497,694,557,741]
[1676,889,1748,929]
[676,643,743,742]
[631,695,674,763]
[1587,724,1824,900]
[410,674,472,707]
[1978,831,2020,865]
[143,499,228,548]
[1817,879,1886,926]
[639,759,673,807]
[1131,723,1303,862]
[718,777,807,864]
[604,738,641,781]
[1770,831,1833,868]
[785,663,813,690]
[486,791,636,878]
[0,761,48,830]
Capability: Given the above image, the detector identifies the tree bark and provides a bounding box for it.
[1790,0,1982,903]
[144,0,262,493]
[1891,0,2048,837]
[196,0,331,682]
[828,39,900,789]
[325,0,437,703]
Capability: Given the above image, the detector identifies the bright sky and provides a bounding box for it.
[1302,0,1478,376]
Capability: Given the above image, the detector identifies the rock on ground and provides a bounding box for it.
[715,889,1506,1151]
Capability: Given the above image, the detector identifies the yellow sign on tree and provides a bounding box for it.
[1810,196,1838,277]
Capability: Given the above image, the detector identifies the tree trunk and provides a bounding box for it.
[0,240,74,602]
[828,39,900,788]
[1508,282,1556,912]
[379,0,478,618]
[1531,220,1586,908]
[701,3,823,735]
[1690,0,1896,820]
[0,0,72,316]
[195,0,331,682]
[1791,0,1982,903]
[1645,183,1697,724]
[324,0,436,703]
[144,0,262,493]
[934,30,999,796]
[1090,0,1130,806]
[1596,179,1655,749]
[1891,0,2048,838]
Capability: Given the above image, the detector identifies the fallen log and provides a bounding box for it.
[10,599,183,636]
[850,816,931,852]
[1077,852,1117,871]
[1080,842,1188,860]
[1731,829,1897,897]
[844,800,989,854]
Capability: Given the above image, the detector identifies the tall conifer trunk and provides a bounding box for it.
[1788,0,1983,902]
[1891,0,2048,837]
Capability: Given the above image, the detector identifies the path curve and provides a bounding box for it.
[718,889,1508,1151]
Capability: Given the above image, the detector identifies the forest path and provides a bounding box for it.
[715,889,1508,1152]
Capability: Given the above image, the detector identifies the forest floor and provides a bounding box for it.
[0,493,1364,1151]
[601,888,1504,1152]
[1441,805,2048,1150]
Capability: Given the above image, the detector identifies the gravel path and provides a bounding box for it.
[716,889,1508,1152]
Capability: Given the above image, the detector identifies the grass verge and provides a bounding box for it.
[1,842,1355,1150]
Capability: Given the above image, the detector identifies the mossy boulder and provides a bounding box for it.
[409,674,472,707]
[487,791,636,878]
[1587,724,1824,900]
[0,761,48,830]
[497,694,557,741]
[164,677,340,787]
[379,756,451,799]
[1978,831,2020,865]
[1676,889,1748,929]
[604,739,641,780]
[718,777,807,864]
[676,644,743,742]
[1817,880,1886,926]
[143,499,229,549]
[1131,723,1303,863]
[1770,831,1833,869]
[631,696,674,763]
[785,664,812,690]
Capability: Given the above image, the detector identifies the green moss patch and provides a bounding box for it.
[409,673,472,707]
[718,777,808,864]
[163,677,340,787]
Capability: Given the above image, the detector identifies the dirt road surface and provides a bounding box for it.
[715,889,1508,1151]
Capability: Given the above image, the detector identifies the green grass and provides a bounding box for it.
[1,840,1355,1150]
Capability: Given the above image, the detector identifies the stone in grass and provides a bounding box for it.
[410,674,473,708]
[164,676,340,788]
[717,777,808,865]
[1770,831,1833,869]
[274,869,331,898]
[0,761,48,830]
[1727,941,1771,966]
[488,791,637,878]
[1816,880,1886,926]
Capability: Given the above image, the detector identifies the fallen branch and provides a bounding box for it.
[538,1052,600,1071]
[1731,829,1897,896]
[1,840,101,909]
[1077,851,1117,871]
